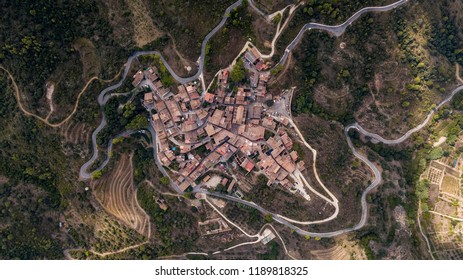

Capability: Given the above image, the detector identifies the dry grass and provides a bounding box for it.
[310,237,366,260]
[92,153,151,237]
[73,38,100,81]
[441,175,460,196]
[125,0,164,47]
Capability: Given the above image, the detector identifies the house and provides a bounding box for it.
[262,117,276,130]
[233,106,245,125]
[250,47,261,62]
[203,175,211,183]
[290,151,298,161]
[132,70,143,87]
[144,92,154,104]
[147,67,159,82]
[186,85,200,100]
[241,158,255,173]
[236,87,246,104]
[248,104,263,119]
[205,124,217,137]
[209,109,224,126]
[204,92,215,103]
[190,99,202,110]
[177,85,190,102]
[227,180,236,193]
[243,125,265,141]
[218,70,229,87]
[249,69,259,88]
[165,100,182,123]
[245,50,258,64]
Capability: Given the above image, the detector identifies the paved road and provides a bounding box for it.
[277,0,409,67]
[79,127,138,179]
[350,84,463,145]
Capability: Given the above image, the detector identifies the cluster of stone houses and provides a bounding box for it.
[135,49,305,192]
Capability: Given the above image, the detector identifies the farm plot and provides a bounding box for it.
[441,175,460,196]
[60,120,92,145]
[92,153,150,237]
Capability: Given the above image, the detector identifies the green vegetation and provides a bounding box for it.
[230,59,246,84]
[429,3,463,63]
[126,115,148,130]
[0,0,127,116]
[97,96,148,148]
[415,180,430,201]
[137,185,199,256]
[160,177,170,186]
[291,33,323,115]
[91,170,103,180]
[0,181,63,259]
[272,14,282,24]
[146,0,236,61]
[133,143,157,185]
[428,147,444,160]
[264,214,273,223]
[258,240,281,260]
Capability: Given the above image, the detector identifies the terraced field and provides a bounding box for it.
[311,240,366,260]
[92,153,151,238]
[60,121,92,145]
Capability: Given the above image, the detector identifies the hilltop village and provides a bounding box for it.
[133,48,308,196]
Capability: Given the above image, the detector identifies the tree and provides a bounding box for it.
[264,214,273,223]
[125,115,148,130]
[160,176,170,185]
[230,59,245,83]
[428,147,444,160]
[401,101,410,108]
[272,14,282,24]
[91,170,103,180]
[415,180,430,201]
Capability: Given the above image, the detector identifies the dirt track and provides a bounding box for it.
[0,65,122,128]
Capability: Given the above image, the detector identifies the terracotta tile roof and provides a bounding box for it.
[204,92,215,103]
[132,70,143,87]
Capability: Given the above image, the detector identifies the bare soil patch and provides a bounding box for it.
[126,0,164,47]
[311,237,366,260]
[92,153,151,237]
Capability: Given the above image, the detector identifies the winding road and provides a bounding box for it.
[76,0,463,240]
[277,0,409,67]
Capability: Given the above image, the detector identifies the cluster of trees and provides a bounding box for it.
[393,11,451,98]
[97,96,148,147]
[430,6,463,64]
[148,0,237,61]
[0,0,127,110]
[0,181,63,259]
[291,33,322,114]
[258,241,281,260]
[133,143,156,185]
[224,202,264,232]
[230,59,246,83]
[0,116,62,208]
[205,0,258,78]
[137,185,199,256]
[226,1,254,38]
